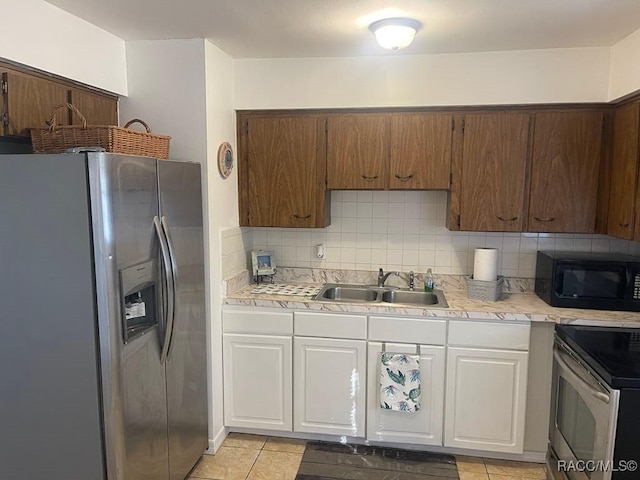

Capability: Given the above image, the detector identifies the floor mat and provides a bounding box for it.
[295,441,459,480]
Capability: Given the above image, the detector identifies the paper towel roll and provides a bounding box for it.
[473,248,498,281]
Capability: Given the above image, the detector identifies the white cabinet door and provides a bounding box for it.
[223,333,292,431]
[445,347,529,454]
[367,342,445,446]
[294,336,366,437]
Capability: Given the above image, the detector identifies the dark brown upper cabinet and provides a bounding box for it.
[238,114,329,228]
[1,61,119,139]
[528,111,604,233]
[327,114,387,189]
[607,102,640,240]
[1,69,69,137]
[69,88,118,126]
[389,113,452,190]
[458,113,530,232]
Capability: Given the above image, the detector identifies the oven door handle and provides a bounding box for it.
[553,347,610,404]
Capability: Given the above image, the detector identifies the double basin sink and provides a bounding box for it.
[314,283,448,308]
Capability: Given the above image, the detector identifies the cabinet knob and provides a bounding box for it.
[361,174,379,182]
[534,216,555,222]
[497,216,518,222]
[293,214,311,219]
[394,173,415,182]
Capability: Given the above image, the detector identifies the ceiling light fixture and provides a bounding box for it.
[369,17,421,50]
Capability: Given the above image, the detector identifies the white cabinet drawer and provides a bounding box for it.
[448,321,530,351]
[369,316,446,345]
[294,312,367,339]
[223,310,293,335]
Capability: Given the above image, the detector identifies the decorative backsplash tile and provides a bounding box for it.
[221,227,252,277]
[248,190,640,278]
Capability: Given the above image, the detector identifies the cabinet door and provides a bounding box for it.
[528,111,603,233]
[390,113,452,190]
[327,114,387,189]
[1,70,69,137]
[607,102,640,240]
[242,115,326,227]
[69,89,118,126]
[294,336,366,437]
[223,334,292,431]
[367,342,445,446]
[459,113,529,231]
[444,347,528,454]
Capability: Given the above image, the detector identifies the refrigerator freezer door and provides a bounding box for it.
[89,154,170,480]
[158,161,208,480]
[0,154,105,479]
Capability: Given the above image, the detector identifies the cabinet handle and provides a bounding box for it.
[394,173,415,182]
[293,214,311,219]
[619,222,630,228]
[361,174,379,182]
[534,216,555,222]
[497,216,518,222]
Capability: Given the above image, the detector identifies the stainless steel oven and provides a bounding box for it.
[550,337,619,480]
[549,325,640,480]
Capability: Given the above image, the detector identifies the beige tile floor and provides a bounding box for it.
[190,433,549,480]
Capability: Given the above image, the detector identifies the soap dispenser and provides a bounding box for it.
[424,268,434,292]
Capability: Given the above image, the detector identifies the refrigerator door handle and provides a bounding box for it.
[154,216,175,364]
[161,215,179,360]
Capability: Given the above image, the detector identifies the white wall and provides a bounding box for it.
[235,47,610,109]
[0,0,127,95]
[203,39,237,450]
[609,28,640,101]
[120,39,208,163]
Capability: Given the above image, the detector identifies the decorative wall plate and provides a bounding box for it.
[217,142,234,178]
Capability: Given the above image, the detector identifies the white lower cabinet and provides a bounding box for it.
[367,342,445,446]
[221,308,532,456]
[223,334,292,431]
[444,346,529,454]
[222,310,293,431]
[293,336,366,437]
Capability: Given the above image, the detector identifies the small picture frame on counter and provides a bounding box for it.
[251,249,277,283]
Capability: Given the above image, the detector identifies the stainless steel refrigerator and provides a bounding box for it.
[0,153,208,480]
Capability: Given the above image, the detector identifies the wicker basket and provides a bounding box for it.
[30,103,170,159]
[465,275,504,301]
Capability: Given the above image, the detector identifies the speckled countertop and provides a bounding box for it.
[222,268,640,327]
[224,282,640,328]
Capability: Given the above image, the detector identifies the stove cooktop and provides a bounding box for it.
[556,324,640,389]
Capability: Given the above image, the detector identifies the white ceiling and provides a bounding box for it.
[44,0,640,58]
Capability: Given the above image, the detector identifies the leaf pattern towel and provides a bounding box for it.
[380,352,421,413]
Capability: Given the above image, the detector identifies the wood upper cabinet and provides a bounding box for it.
[327,113,452,190]
[528,111,603,233]
[69,89,118,126]
[607,102,640,240]
[459,113,530,231]
[1,69,69,137]
[327,114,388,189]
[239,114,328,228]
[390,113,452,189]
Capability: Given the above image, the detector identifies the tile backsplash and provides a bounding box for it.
[227,191,640,279]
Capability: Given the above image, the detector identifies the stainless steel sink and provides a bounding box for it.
[319,286,379,302]
[314,284,448,308]
[380,289,448,307]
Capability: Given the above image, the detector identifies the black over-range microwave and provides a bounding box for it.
[535,251,640,312]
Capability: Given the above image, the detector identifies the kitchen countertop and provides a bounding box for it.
[224,282,640,327]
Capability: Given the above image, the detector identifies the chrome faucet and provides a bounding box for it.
[377,268,400,287]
